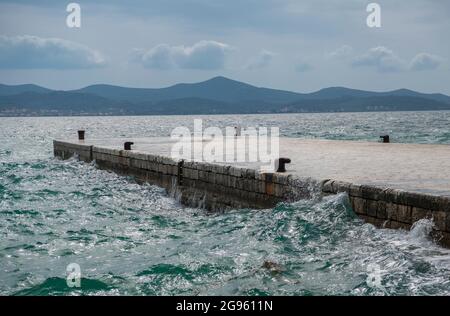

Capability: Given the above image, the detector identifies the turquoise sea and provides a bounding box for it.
[1,112,450,296]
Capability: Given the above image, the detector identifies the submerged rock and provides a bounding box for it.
[262,261,284,274]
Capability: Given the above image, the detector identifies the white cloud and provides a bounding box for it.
[132,40,233,70]
[351,47,444,73]
[326,45,354,60]
[0,35,106,69]
[409,53,443,71]
[352,46,407,73]
[245,50,275,70]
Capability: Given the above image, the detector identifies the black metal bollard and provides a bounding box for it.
[78,130,85,140]
[276,158,291,173]
[124,142,134,150]
[380,135,390,143]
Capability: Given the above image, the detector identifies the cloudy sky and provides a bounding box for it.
[0,0,449,93]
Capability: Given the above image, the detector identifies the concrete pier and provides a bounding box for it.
[53,137,450,246]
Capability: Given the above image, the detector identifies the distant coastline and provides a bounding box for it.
[1,76,450,117]
[3,109,450,119]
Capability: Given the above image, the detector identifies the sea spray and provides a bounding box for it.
[409,219,435,242]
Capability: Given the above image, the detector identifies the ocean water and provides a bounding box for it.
[1,112,450,296]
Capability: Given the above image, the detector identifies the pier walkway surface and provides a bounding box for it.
[60,137,450,196]
[54,137,450,246]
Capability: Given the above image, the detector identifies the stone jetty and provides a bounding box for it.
[53,136,450,246]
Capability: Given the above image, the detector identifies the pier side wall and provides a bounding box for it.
[322,180,450,245]
[53,140,450,246]
[54,141,315,210]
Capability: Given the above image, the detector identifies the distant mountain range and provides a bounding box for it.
[1,76,450,116]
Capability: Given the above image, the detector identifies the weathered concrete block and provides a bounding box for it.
[160,173,172,187]
[377,201,387,220]
[222,165,231,175]
[384,188,401,204]
[182,161,194,169]
[221,174,230,187]
[386,202,398,221]
[438,197,450,213]
[221,186,232,197]
[161,156,177,166]
[202,163,215,172]
[265,181,274,196]
[240,178,248,191]
[411,207,432,223]
[214,173,223,186]
[360,185,384,200]
[149,160,159,172]
[248,191,256,204]
[274,183,284,198]
[432,211,447,232]
[199,170,207,182]
[254,193,265,204]
[204,171,214,185]
[229,176,237,188]
[169,165,178,176]
[264,173,274,184]
[129,152,147,161]
[146,154,157,162]
[257,181,265,194]
[237,178,245,190]
[130,158,141,169]
[92,146,109,155]
[331,181,351,194]
[211,164,222,175]
[111,149,122,157]
[402,192,424,208]
[183,168,191,179]
[118,156,130,166]
[92,152,101,161]
[230,167,244,178]
[207,172,216,184]
[395,190,411,206]
[397,205,412,224]
[446,212,450,233]
[244,168,256,179]
[349,184,363,198]
[140,159,149,169]
[106,154,118,164]
[61,142,91,152]
[238,188,248,200]
[350,197,366,215]
[274,174,289,185]
[365,200,378,217]
[255,172,265,181]
[146,162,156,172]
[190,169,199,180]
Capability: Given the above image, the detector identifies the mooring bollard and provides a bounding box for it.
[124,142,134,150]
[276,158,291,173]
[78,130,85,140]
[380,135,390,143]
